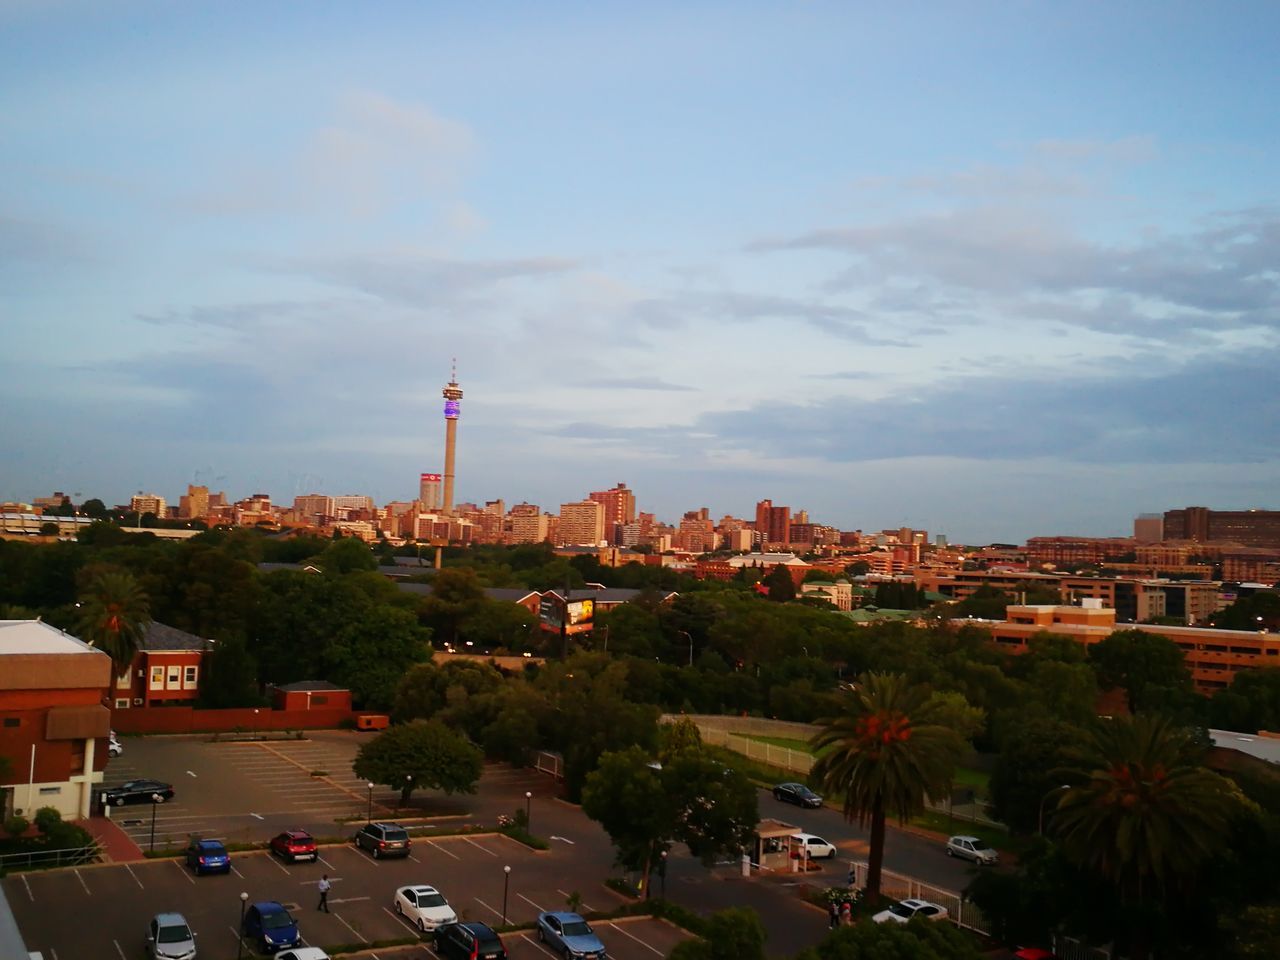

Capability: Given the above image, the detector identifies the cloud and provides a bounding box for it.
[577,377,696,391]
[0,214,89,265]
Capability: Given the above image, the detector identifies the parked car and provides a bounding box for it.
[184,838,231,875]
[436,923,507,960]
[108,731,123,758]
[275,951,330,960]
[772,782,823,808]
[354,821,411,859]
[102,779,175,806]
[946,835,999,865]
[394,884,458,932]
[270,829,318,863]
[242,901,300,953]
[146,912,197,960]
[871,899,949,924]
[535,911,607,960]
[792,833,838,860]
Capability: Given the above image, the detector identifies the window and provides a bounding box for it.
[115,698,131,709]
[167,666,181,688]
[150,666,165,689]
[184,666,198,688]
[312,695,328,706]
[2,717,19,728]
[38,786,61,795]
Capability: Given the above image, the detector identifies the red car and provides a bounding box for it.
[269,829,318,863]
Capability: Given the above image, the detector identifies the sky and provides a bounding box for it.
[2,1,1279,544]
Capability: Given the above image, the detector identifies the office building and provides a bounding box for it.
[559,500,606,546]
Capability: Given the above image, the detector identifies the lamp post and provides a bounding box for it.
[149,793,162,853]
[404,774,413,807]
[502,865,512,924]
[659,849,668,898]
[524,791,532,830]
[679,630,693,667]
[236,891,249,960]
[1038,784,1071,835]
[367,782,374,823]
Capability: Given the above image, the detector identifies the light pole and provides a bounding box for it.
[679,630,693,667]
[1038,784,1071,835]
[502,865,511,924]
[404,774,413,807]
[524,791,532,830]
[236,891,249,960]
[367,782,374,823]
[149,793,162,853]
[660,849,668,898]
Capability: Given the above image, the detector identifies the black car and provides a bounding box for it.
[772,782,823,808]
[354,821,411,859]
[101,779,175,807]
[437,923,507,960]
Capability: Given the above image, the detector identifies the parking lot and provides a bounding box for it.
[5,830,689,959]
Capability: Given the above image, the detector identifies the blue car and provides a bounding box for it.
[242,901,300,953]
[185,837,231,875]
[536,912,607,960]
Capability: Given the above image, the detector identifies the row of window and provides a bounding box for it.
[149,664,199,690]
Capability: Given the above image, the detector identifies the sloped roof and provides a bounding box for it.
[274,680,348,692]
[0,619,100,655]
[141,622,213,652]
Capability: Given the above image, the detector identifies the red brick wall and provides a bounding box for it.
[110,706,358,734]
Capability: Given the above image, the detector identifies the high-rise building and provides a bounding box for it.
[332,495,375,519]
[441,365,463,515]
[588,482,636,544]
[755,499,791,546]
[1162,506,1280,548]
[419,474,442,511]
[130,493,167,517]
[179,485,210,519]
[1134,514,1164,543]
[509,503,549,544]
[293,494,333,525]
[559,500,605,546]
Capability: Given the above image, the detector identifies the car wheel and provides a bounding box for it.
[396,901,403,914]
[115,797,125,806]
[154,795,165,804]
[773,790,782,801]
[945,847,954,857]
[418,919,426,933]
[373,846,381,859]
[538,928,545,943]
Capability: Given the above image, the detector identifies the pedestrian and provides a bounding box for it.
[317,874,331,912]
[839,900,852,927]
[828,900,839,929]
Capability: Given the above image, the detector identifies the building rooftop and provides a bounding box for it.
[140,621,213,652]
[274,680,349,692]
[0,619,101,655]
[1210,729,1280,765]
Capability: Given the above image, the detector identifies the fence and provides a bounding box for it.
[695,726,816,774]
[534,750,564,780]
[111,706,359,735]
[0,841,101,872]
[1053,937,1114,960]
[664,714,821,740]
[848,859,991,936]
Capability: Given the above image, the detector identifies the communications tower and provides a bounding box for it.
[441,362,463,515]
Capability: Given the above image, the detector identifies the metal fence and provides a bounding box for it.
[534,750,564,780]
[663,714,821,740]
[1052,936,1114,960]
[0,841,101,872]
[694,726,816,774]
[848,859,992,936]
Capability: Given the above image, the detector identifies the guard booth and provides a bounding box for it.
[751,818,800,873]
[356,715,390,731]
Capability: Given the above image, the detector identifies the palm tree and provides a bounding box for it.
[76,569,151,675]
[810,672,964,901]
[1050,714,1255,959]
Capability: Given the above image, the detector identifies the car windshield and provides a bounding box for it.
[419,893,447,908]
[562,921,592,937]
[889,903,916,918]
[158,924,192,943]
[797,787,814,796]
[477,936,503,952]
[262,910,294,929]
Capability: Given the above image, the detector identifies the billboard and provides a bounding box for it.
[539,595,595,635]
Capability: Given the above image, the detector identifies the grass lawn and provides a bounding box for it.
[738,735,991,794]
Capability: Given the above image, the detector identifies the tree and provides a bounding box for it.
[353,720,483,804]
[1088,629,1195,713]
[810,673,964,901]
[669,908,767,960]
[988,716,1085,833]
[1051,714,1256,959]
[75,568,150,674]
[197,635,263,708]
[81,498,107,519]
[317,536,377,574]
[420,568,487,646]
[1210,592,1280,632]
[796,915,982,960]
[1209,668,1280,733]
[763,565,796,602]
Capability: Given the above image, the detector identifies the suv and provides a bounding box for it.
[270,829,318,863]
[354,821,411,859]
[436,923,507,960]
[946,835,999,865]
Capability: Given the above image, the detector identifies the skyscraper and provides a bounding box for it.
[441,364,463,515]
[419,473,442,511]
[588,482,636,544]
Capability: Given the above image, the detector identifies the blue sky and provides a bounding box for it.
[3,1,1278,543]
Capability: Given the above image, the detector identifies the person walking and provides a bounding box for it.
[317,874,331,913]
[827,900,840,929]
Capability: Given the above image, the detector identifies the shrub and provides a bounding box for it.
[3,816,28,840]
[33,807,62,836]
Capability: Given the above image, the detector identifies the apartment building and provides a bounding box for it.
[558,500,605,546]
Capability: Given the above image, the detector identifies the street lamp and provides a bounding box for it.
[149,793,163,853]
[236,891,249,960]
[404,774,414,807]
[502,865,512,924]
[524,791,532,829]
[679,630,693,667]
[659,849,668,898]
[1038,784,1071,835]
[367,782,374,823]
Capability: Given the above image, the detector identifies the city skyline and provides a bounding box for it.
[3,3,1279,543]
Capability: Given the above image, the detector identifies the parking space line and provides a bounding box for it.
[172,859,195,885]
[125,864,144,888]
[520,933,559,959]
[73,870,90,895]
[557,890,592,912]
[113,939,126,959]
[383,905,416,932]
[48,949,57,960]
[462,837,498,857]
[517,893,546,912]
[605,923,664,956]
[335,913,368,942]
[428,841,461,860]
[231,864,245,878]
[20,875,32,901]
[319,855,336,869]
[267,854,291,874]
[474,897,503,920]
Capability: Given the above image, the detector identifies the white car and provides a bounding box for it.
[946,835,998,865]
[276,951,330,960]
[108,731,123,758]
[792,833,838,860]
[393,885,457,932]
[872,898,949,924]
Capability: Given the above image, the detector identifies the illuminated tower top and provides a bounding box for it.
[442,359,463,418]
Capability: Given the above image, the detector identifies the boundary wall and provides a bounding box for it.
[111,706,358,734]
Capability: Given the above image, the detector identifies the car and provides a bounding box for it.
[772,782,823,808]
[871,899,949,924]
[146,912,197,960]
[276,951,331,960]
[102,779,175,807]
[436,923,507,960]
[242,901,300,953]
[946,835,999,865]
[394,885,458,932]
[536,911,607,960]
[792,832,838,860]
[270,829,318,863]
[108,731,123,758]
[354,821,411,859]
[184,838,230,875]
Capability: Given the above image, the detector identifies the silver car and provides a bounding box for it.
[946,835,999,865]
[147,912,196,960]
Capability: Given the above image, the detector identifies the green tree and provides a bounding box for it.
[1088,629,1195,713]
[763,564,796,602]
[1210,592,1280,632]
[81,498,108,519]
[420,567,487,646]
[353,720,483,804]
[1051,714,1256,959]
[75,568,151,674]
[317,536,377,574]
[796,915,982,960]
[39,521,59,536]
[988,716,1084,833]
[668,908,766,960]
[1209,668,1280,733]
[197,635,263,708]
[810,673,964,901]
